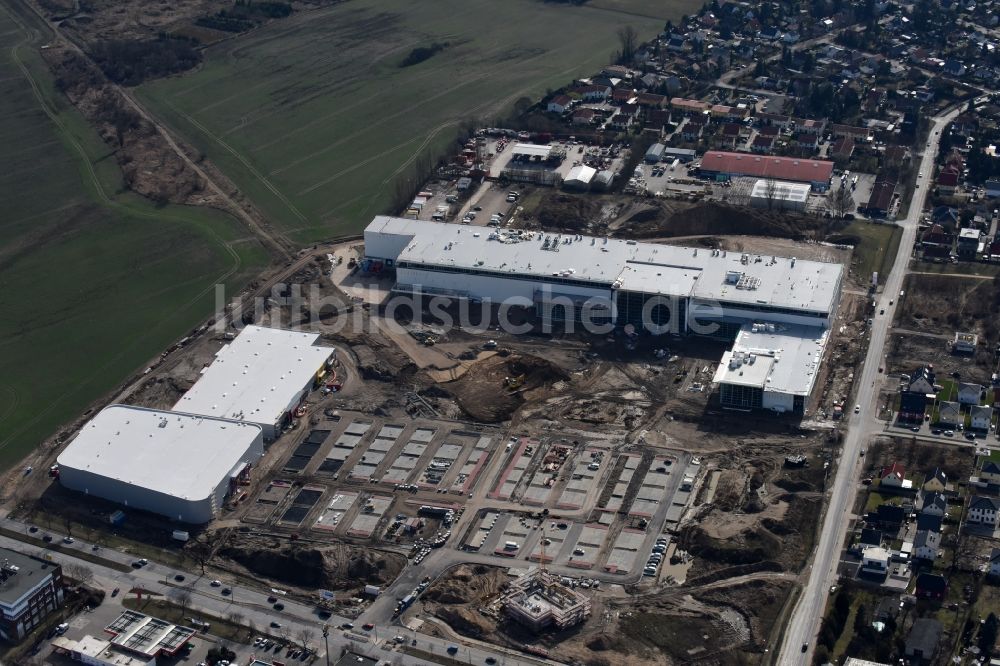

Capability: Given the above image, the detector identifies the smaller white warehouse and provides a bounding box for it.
[173,325,334,439]
[713,323,829,413]
[57,405,263,523]
[749,179,811,212]
[563,165,597,191]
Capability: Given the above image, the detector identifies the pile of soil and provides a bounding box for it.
[220,540,405,591]
[622,201,840,241]
[445,354,569,422]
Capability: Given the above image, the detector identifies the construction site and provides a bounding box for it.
[0,197,884,665]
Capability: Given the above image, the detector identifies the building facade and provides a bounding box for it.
[0,548,64,642]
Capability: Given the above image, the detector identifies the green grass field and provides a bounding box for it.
[0,0,267,471]
[841,221,902,283]
[137,0,699,242]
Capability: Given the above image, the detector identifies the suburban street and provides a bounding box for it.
[777,105,965,664]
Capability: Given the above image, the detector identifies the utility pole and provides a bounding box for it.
[323,624,330,666]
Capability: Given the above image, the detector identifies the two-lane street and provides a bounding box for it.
[777,106,965,663]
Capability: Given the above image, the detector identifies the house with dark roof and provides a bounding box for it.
[914,574,947,601]
[866,503,905,532]
[831,136,855,160]
[990,548,1000,577]
[982,461,1000,485]
[859,527,883,547]
[923,469,947,494]
[914,529,940,560]
[920,490,947,516]
[863,178,896,217]
[916,512,942,533]
[968,496,1000,526]
[905,617,942,661]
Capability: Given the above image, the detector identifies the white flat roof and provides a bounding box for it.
[565,165,597,184]
[367,217,842,314]
[750,178,811,203]
[173,325,333,426]
[713,323,829,396]
[57,405,261,501]
[511,143,552,158]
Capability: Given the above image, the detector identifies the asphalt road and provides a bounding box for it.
[776,106,965,664]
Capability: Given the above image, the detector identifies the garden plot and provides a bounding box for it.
[630,456,673,518]
[556,449,607,510]
[604,528,647,575]
[490,437,539,501]
[346,494,393,538]
[313,492,358,532]
[602,454,642,512]
[450,435,493,495]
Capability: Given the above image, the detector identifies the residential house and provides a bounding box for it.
[611,88,635,105]
[547,95,572,115]
[923,469,947,494]
[573,108,597,126]
[635,92,667,109]
[719,123,743,148]
[861,545,890,573]
[755,112,791,129]
[921,490,947,516]
[917,513,943,533]
[943,59,966,77]
[981,461,1000,485]
[952,331,977,354]
[830,124,873,142]
[908,367,936,394]
[670,97,710,115]
[938,401,961,426]
[867,503,905,532]
[937,168,960,195]
[958,382,983,406]
[645,109,671,132]
[971,405,993,431]
[864,179,896,218]
[957,228,981,259]
[751,135,775,154]
[990,548,1000,577]
[905,617,942,661]
[880,462,907,488]
[968,495,1000,526]
[576,85,611,102]
[831,136,855,160]
[914,574,947,601]
[859,528,883,548]
[914,529,941,560]
[793,118,826,135]
[793,133,818,152]
[681,119,705,141]
[884,145,910,167]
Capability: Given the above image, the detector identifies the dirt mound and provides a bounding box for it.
[622,201,838,241]
[533,192,603,231]
[446,354,569,422]
[220,540,405,591]
[435,606,493,638]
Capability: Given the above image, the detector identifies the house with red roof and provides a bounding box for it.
[880,462,911,489]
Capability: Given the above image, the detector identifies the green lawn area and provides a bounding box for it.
[0,0,266,471]
[864,490,902,512]
[938,379,958,402]
[842,221,903,283]
[136,0,695,242]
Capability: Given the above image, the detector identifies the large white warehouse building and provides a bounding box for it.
[363,217,844,413]
[57,405,264,523]
[173,325,335,439]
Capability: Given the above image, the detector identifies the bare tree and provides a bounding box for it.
[763,177,779,211]
[298,627,315,652]
[827,186,855,218]
[617,26,639,64]
[171,588,193,616]
[64,564,94,586]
